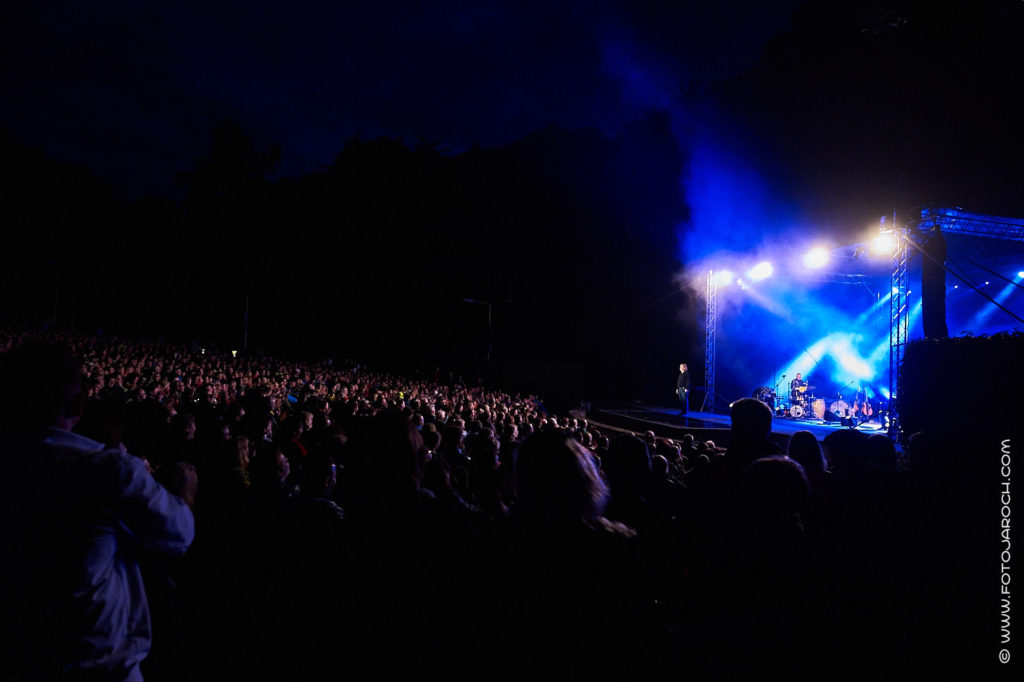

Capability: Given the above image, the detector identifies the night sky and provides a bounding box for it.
[3,0,1023,406]
[1,0,802,197]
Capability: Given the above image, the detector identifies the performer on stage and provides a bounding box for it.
[789,372,808,403]
[676,363,690,415]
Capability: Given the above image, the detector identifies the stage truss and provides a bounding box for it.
[702,270,717,413]
[701,206,1024,442]
[890,207,1024,440]
[888,219,910,439]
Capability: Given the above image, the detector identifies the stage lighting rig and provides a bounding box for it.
[712,269,735,287]
[747,261,774,281]
[803,246,830,269]
[872,232,897,255]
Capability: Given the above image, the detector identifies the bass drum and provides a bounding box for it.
[790,403,805,418]
[812,398,826,420]
[830,400,850,417]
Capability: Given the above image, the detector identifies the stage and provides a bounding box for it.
[587,403,887,450]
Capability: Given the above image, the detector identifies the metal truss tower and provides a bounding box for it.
[702,270,717,413]
[917,207,1024,241]
[888,206,1024,440]
[888,224,910,440]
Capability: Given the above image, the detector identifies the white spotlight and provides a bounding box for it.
[872,232,896,255]
[712,269,735,287]
[747,261,774,281]
[1018,271,1024,279]
[803,247,830,269]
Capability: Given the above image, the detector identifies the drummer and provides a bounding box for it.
[790,372,808,403]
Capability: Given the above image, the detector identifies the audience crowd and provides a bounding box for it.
[0,327,973,680]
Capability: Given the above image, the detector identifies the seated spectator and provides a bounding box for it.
[786,430,829,534]
[499,430,652,676]
[337,410,483,675]
[602,434,655,534]
[646,454,687,524]
[725,398,783,472]
[467,427,508,521]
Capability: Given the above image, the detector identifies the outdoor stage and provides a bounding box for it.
[587,403,887,450]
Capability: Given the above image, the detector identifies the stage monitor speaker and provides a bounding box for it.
[824,410,841,423]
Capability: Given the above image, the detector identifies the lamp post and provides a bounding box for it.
[463,298,492,361]
[243,290,249,352]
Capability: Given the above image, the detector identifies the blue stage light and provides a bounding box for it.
[969,278,1020,331]
[835,348,874,379]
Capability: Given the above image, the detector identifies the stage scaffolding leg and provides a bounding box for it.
[701,270,717,413]
[888,227,909,441]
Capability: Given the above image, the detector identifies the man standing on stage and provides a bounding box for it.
[676,363,691,415]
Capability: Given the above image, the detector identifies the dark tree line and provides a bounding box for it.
[0,113,697,404]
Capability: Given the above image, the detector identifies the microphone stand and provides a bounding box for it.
[775,374,788,416]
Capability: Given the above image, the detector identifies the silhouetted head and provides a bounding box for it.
[251,442,291,485]
[744,456,809,525]
[787,430,827,477]
[866,433,898,470]
[299,450,338,498]
[0,342,85,429]
[603,434,652,496]
[514,430,608,524]
[349,409,426,494]
[823,429,870,478]
[730,398,773,442]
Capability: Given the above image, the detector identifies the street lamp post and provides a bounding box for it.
[463,298,492,361]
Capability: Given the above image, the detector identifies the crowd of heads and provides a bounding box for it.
[0,328,966,679]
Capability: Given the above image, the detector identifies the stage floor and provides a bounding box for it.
[592,404,887,442]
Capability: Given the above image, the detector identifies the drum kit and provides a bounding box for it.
[753,385,818,419]
[788,396,818,418]
[787,383,817,420]
[754,382,881,426]
[752,382,826,421]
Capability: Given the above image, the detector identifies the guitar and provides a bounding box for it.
[851,400,875,420]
